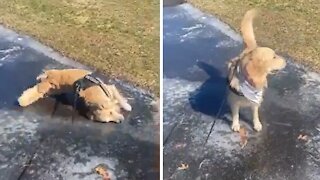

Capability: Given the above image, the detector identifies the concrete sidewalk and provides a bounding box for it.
[0,26,159,179]
[163,3,320,180]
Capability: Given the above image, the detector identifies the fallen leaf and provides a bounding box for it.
[174,143,186,149]
[178,163,189,170]
[297,134,309,142]
[95,165,111,180]
[239,127,248,148]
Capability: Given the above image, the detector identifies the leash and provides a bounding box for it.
[72,81,81,123]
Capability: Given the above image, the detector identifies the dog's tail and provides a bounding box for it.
[109,85,132,111]
[241,9,258,50]
[18,86,44,107]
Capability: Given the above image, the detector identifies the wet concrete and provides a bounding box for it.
[0,26,159,179]
[163,3,320,180]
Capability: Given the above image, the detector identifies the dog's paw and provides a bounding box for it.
[231,122,241,132]
[254,121,262,132]
[120,102,132,111]
[109,119,122,123]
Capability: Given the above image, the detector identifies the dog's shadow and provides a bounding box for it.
[52,93,87,115]
[51,93,104,122]
[189,61,228,117]
[189,61,254,126]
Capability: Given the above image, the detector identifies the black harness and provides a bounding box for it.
[71,73,111,122]
[227,57,244,97]
[228,82,244,96]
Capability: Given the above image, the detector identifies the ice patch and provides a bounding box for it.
[215,39,237,48]
[0,110,39,138]
[182,24,203,31]
[53,154,119,180]
[0,46,21,54]
[164,78,201,109]
[179,4,242,42]
[298,71,320,113]
[0,25,88,69]
[305,129,320,180]
[179,29,202,42]
[203,117,262,159]
[0,46,22,66]
[163,13,181,20]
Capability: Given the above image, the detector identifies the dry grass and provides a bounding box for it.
[0,0,159,94]
[189,0,320,71]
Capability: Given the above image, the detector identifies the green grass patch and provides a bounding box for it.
[0,0,159,94]
[189,0,320,71]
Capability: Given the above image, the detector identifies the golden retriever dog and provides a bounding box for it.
[78,84,132,123]
[18,69,131,123]
[227,9,286,132]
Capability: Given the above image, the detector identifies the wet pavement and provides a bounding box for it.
[0,26,159,179]
[163,3,320,180]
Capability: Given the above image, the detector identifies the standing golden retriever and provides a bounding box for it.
[227,9,286,132]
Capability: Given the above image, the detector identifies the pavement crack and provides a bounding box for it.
[164,122,178,145]
[17,137,46,180]
[17,151,38,180]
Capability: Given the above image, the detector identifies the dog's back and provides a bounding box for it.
[18,69,91,107]
[39,69,91,86]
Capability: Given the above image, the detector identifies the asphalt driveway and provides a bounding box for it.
[163,3,320,180]
[0,26,159,180]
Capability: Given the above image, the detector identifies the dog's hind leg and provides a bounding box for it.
[18,85,45,107]
[252,105,262,131]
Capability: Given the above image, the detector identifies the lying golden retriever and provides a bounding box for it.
[227,9,286,132]
[18,69,132,123]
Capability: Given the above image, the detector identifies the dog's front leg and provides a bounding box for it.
[252,105,262,131]
[231,104,240,132]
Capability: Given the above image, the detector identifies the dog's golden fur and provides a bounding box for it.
[18,69,131,123]
[227,9,286,132]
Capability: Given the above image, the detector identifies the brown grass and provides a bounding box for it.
[189,0,320,71]
[0,0,159,94]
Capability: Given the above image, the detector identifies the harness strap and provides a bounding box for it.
[228,56,244,96]
[71,73,111,122]
[83,74,112,97]
[228,50,258,96]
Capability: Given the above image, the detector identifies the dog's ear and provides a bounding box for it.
[37,81,53,94]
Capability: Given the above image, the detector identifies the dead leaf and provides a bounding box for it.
[297,134,309,142]
[95,165,111,180]
[177,163,189,170]
[239,127,248,148]
[174,143,186,149]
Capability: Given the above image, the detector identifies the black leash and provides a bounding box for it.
[72,81,81,123]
